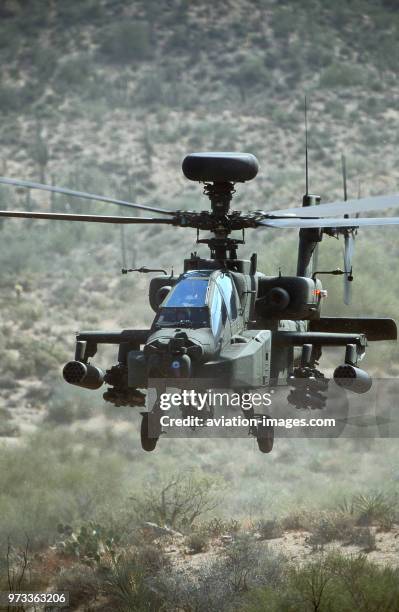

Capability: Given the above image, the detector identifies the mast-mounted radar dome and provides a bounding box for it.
[182,152,259,183]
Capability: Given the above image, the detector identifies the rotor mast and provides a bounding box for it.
[181,152,259,262]
[200,181,243,260]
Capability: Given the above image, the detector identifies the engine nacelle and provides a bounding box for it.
[255,276,322,321]
[63,361,104,390]
[333,364,372,394]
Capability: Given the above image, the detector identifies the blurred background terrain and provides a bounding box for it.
[0,0,399,609]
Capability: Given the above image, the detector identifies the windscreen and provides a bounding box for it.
[163,277,209,307]
[154,274,210,328]
[155,306,209,328]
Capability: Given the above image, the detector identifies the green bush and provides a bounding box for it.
[202,517,241,537]
[242,553,399,612]
[186,530,209,554]
[256,519,283,540]
[0,430,128,548]
[31,45,58,81]
[56,564,100,610]
[157,536,284,611]
[338,492,396,530]
[271,7,298,39]
[306,512,356,547]
[46,393,94,425]
[135,70,164,107]
[55,54,92,93]
[229,54,267,90]
[5,336,67,379]
[104,552,162,612]
[130,472,221,531]
[319,62,366,88]
[57,0,103,25]
[350,527,376,551]
[57,521,121,563]
[99,21,151,63]
[0,85,21,113]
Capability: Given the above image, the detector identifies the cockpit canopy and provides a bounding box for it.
[164,273,209,308]
[153,270,239,334]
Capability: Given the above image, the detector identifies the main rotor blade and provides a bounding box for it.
[258,216,399,229]
[0,210,174,224]
[0,176,175,216]
[266,193,399,218]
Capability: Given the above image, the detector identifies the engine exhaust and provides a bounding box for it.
[333,364,372,394]
[63,361,104,390]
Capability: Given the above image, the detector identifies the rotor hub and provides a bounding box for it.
[203,181,236,218]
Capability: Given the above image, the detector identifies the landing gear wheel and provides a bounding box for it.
[256,420,274,454]
[140,412,160,452]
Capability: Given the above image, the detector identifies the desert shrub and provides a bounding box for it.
[242,553,399,611]
[158,561,234,612]
[306,512,356,548]
[375,35,399,72]
[6,336,66,378]
[57,0,103,25]
[0,21,20,53]
[135,543,171,573]
[46,395,93,425]
[0,407,11,420]
[202,517,241,537]
[353,493,396,529]
[0,430,127,548]
[99,21,151,63]
[135,70,165,107]
[45,401,75,425]
[56,564,100,609]
[12,299,44,324]
[284,556,338,611]
[104,552,162,612]
[256,519,283,540]
[326,553,399,610]
[1,539,48,604]
[349,527,376,552]
[186,530,209,554]
[280,511,313,531]
[24,383,52,404]
[130,472,221,531]
[31,44,57,81]
[0,374,17,389]
[159,536,284,610]
[56,521,121,564]
[319,63,366,88]
[30,123,49,183]
[338,492,396,530]
[271,7,297,39]
[220,535,265,593]
[0,421,19,437]
[229,54,267,90]
[55,54,92,93]
[0,85,22,113]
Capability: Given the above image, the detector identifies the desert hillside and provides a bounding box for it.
[0,1,399,610]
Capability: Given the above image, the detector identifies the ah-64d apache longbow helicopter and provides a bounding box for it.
[0,150,397,453]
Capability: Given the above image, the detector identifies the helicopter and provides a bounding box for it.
[0,150,397,453]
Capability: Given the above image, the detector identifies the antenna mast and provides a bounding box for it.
[341,153,347,201]
[305,96,309,196]
[297,95,322,277]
